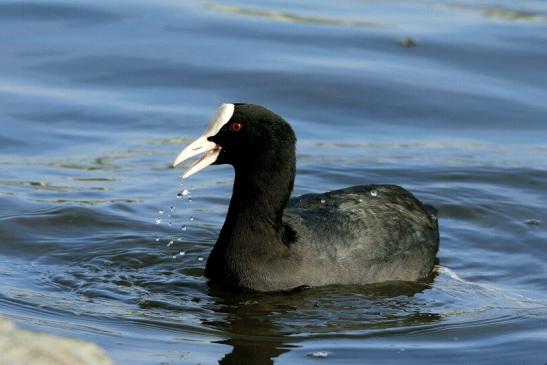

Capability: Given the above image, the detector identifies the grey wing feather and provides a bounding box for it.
[283,185,439,285]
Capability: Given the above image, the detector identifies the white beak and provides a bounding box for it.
[172,103,235,179]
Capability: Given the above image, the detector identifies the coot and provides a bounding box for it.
[173,103,439,292]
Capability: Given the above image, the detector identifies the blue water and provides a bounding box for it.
[0,0,546,364]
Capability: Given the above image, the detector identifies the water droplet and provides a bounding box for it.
[320,199,326,204]
[189,216,194,221]
[155,237,160,242]
[169,206,175,212]
[181,225,187,231]
[182,189,189,196]
[176,192,183,199]
[158,210,164,215]
[308,351,329,358]
[155,217,161,224]
[168,221,172,226]
[358,198,363,203]
[167,240,174,247]
[370,189,378,197]
[178,250,186,256]
[188,197,192,203]
[197,256,204,261]
[177,237,183,241]
[172,255,177,259]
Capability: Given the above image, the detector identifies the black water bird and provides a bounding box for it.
[173,104,439,292]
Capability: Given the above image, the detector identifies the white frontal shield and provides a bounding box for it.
[172,103,234,178]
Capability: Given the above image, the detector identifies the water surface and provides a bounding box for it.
[0,0,546,364]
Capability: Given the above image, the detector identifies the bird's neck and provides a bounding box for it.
[205,156,295,283]
[227,159,295,234]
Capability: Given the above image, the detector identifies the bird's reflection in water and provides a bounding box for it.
[206,265,440,365]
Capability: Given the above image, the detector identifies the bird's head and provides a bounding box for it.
[173,103,296,178]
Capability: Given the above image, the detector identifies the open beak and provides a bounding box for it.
[172,103,234,179]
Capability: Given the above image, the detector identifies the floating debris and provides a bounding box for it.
[399,37,417,47]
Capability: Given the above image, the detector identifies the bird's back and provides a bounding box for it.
[283,185,439,287]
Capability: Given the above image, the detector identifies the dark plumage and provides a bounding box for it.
[174,104,439,292]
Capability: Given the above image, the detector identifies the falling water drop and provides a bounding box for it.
[158,210,164,215]
[155,217,161,224]
[178,250,186,256]
[155,237,160,242]
[182,189,189,196]
[197,256,204,261]
[370,190,378,197]
[167,240,174,247]
[320,199,326,204]
[189,216,194,221]
[181,225,187,232]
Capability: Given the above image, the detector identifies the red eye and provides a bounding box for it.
[229,122,242,132]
